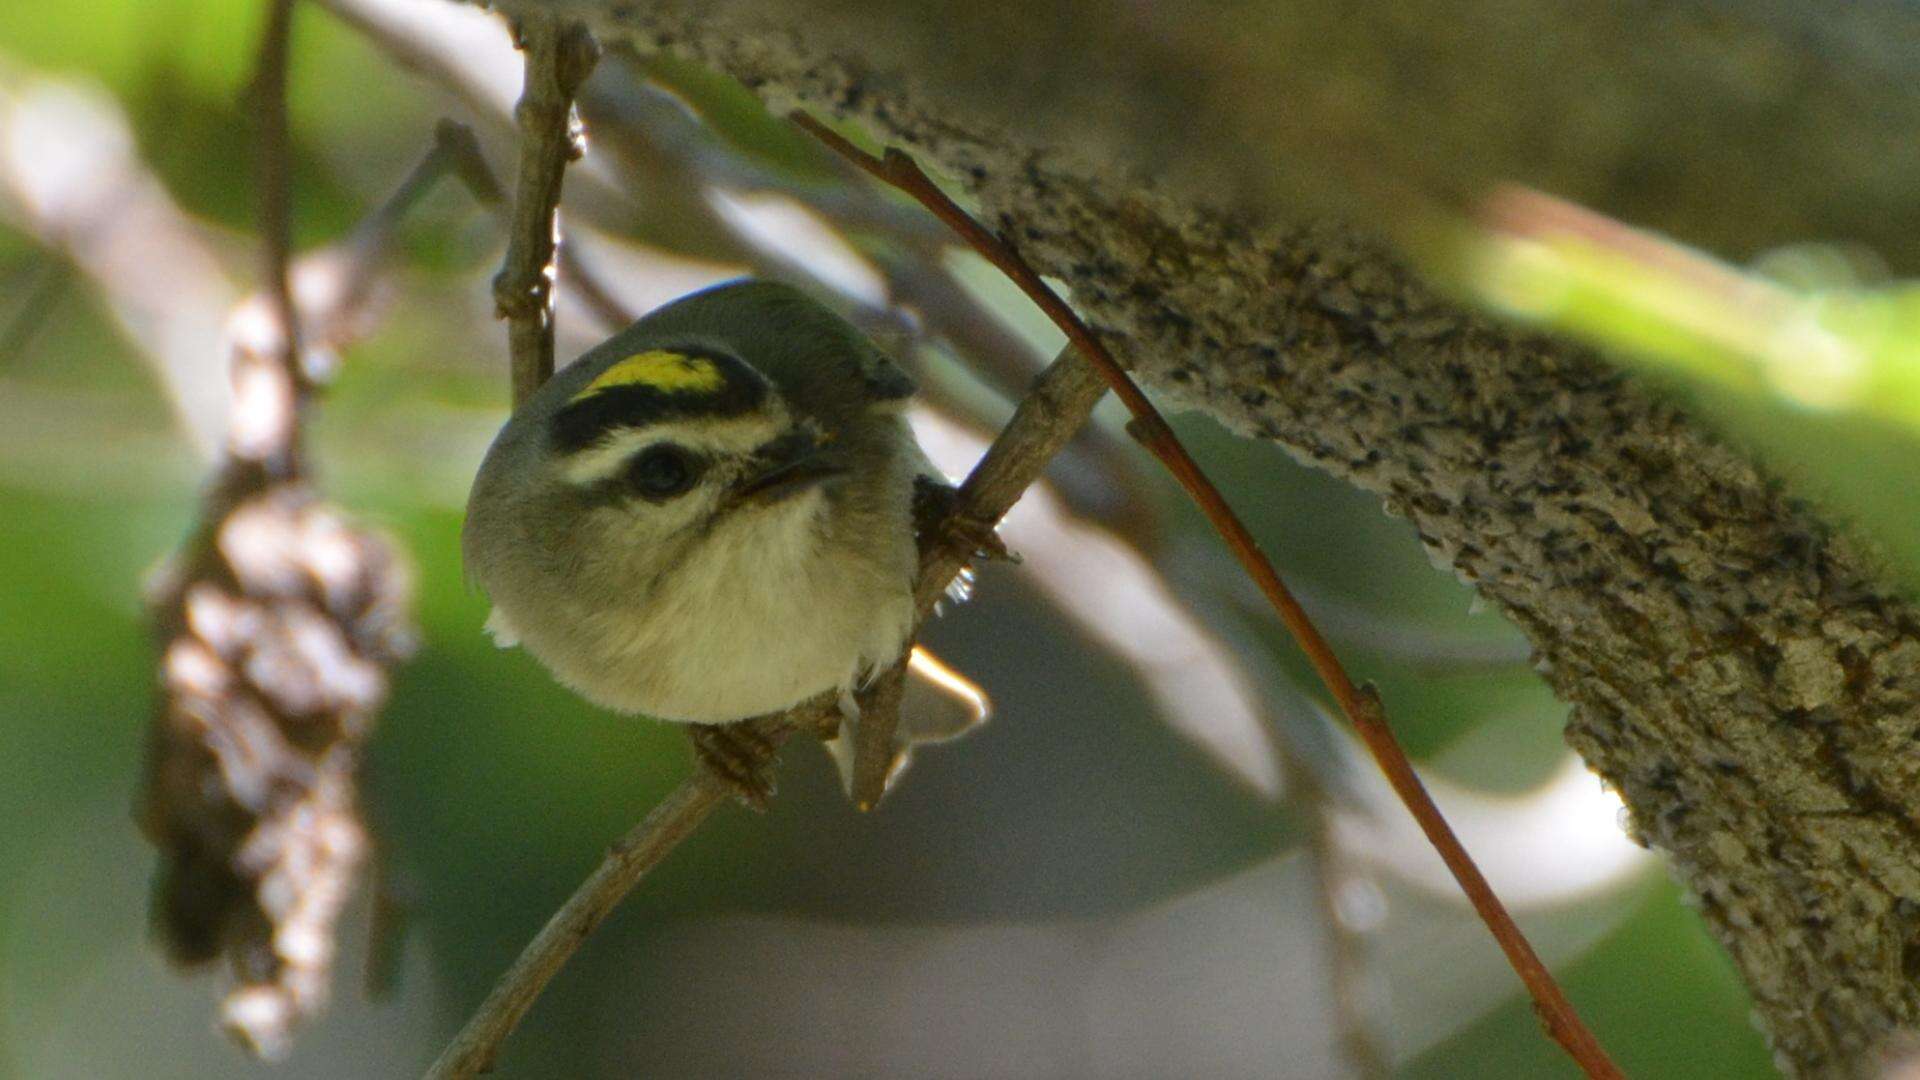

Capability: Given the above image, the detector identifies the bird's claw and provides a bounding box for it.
[943,512,1017,564]
[688,721,779,811]
[912,477,1015,564]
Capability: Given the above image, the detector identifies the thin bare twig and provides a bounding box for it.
[422,763,742,1078]
[793,112,1624,1080]
[314,0,1162,536]
[496,14,599,408]
[424,340,1106,1077]
[416,118,635,336]
[0,259,69,364]
[1222,573,1534,673]
[277,124,500,362]
[849,345,1110,803]
[1295,764,1392,1080]
[914,354,1111,612]
[446,70,1102,809]
[251,0,303,475]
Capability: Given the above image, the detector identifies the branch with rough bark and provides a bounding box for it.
[485,2,1920,1075]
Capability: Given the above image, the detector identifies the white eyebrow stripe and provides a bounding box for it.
[559,412,787,486]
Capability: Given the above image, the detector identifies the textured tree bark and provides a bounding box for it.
[495,2,1920,1073]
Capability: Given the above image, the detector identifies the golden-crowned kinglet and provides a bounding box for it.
[463,279,982,801]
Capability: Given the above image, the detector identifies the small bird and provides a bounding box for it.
[463,279,984,805]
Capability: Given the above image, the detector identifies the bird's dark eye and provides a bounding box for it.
[626,444,703,499]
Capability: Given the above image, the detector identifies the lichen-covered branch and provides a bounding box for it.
[493,2,1920,1074]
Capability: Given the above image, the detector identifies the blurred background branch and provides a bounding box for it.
[533,0,1920,274]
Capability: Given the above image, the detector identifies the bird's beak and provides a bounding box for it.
[734,431,848,505]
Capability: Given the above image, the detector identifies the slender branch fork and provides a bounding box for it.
[790,114,1623,1079]
[421,340,1104,1079]
[424,17,1617,1075]
[424,341,1106,1078]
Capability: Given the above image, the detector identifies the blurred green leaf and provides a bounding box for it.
[1407,880,1774,1079]
[1466,187,1920,587]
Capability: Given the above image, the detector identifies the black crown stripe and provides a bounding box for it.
[551,352,770,455]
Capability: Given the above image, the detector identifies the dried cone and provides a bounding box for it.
[140,480,413,1057]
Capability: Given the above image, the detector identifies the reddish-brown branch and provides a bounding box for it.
[795,111,1623,1080]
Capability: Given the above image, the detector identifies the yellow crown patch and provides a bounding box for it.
[574,350,725,401]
